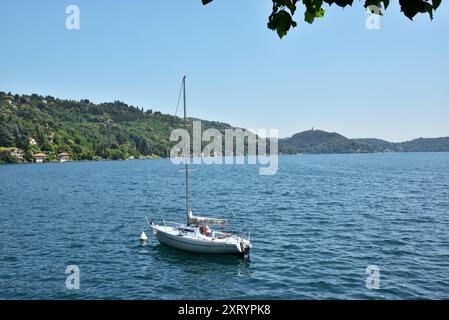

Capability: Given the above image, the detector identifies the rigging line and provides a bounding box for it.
[174,78,184,118]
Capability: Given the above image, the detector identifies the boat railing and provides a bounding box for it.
[238,231,251,242]
[163,220,186,227]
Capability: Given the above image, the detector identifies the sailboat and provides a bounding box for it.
[148,76,252,256]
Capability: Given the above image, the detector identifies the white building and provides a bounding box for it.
[57,152,70,162]
[10,148,24,161]
[33,153,47,163]
[29,138,38,146]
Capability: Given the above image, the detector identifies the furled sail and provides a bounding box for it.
[188,209,227,226]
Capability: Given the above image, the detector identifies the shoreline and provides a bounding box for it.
[1,151,449,166]
[0,156,164,166]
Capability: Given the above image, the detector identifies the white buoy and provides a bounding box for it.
[139,231,148,241]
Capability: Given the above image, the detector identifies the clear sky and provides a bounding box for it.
[0,0,448,141]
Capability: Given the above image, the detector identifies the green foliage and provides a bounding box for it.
[202,0,440,38]
[268,1,299,38]
[0,91,237,163]
[303,0,325,24]
[0,150,17,164]
[0,124,14,146]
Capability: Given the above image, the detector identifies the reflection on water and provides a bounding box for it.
[150,242,252,276]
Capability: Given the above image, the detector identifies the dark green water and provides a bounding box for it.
[1,153,448,299]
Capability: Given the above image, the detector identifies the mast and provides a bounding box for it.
[183,75,189,225]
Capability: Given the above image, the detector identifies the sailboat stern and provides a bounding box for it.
[236,238,252,256]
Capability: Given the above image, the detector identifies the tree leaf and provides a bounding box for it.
[399,0,420,20]
[302,0,325,23]
[432,0,441,9]
[323,0,354,7]
[268,9,297,38]
[424,2,434,20]
[305,10,316,24]
[400,0,436,20]
[316,7,325,17]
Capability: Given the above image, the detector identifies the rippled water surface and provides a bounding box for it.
[1,153,449,299]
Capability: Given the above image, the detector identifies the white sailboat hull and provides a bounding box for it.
[151,224,250,255]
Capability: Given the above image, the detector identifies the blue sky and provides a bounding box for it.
[0,0,448,141]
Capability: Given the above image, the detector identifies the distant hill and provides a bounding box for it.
[279,130,371,154]
[353,138,398,152]
[356,137,449,153]
[399,137,449,152]
[280,130,449,154]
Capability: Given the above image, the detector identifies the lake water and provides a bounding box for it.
[1,153,449,299]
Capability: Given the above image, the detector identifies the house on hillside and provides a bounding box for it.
[10,148,24,161]
[33,153,47,163]
[57,152,70,162]
[29,138,38,146]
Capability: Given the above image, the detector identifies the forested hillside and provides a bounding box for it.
[0,91,234,163]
